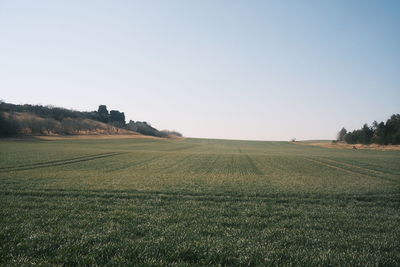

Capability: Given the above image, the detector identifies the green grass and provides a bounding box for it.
[1,137,399,266]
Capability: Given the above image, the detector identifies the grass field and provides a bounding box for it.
[1,137,399,265]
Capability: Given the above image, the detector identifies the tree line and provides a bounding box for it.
[337,114,400,145]
[0,101,182,138]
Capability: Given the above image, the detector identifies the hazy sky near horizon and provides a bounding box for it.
[0,1,399,140]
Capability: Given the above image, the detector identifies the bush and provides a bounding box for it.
[0,112,20,136]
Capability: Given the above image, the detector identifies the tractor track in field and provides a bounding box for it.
[0,152,124,172]
[1,188,399,205]
[0,152,117,170]
[234,147,264,175]
[321,157,400,176]
[205,154,221,174]
[244,154,264,175]
[305,157,399,183]
[163,144,198,152]
[160,153,197,172]
[104,154,167,172]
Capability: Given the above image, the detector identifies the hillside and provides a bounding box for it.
[0,101,182,138]
[2,111,140,136]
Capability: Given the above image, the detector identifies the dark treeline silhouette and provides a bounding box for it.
[125,120,162,137]
[95,105,126,127]
[125,120,182,138]
[1,101,102,121]
[0,101,182,138]
[337,114,400,145]
[159,130,183,138]
[0,112,20,136]
[0,110,127,137]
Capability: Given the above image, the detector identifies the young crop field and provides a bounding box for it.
[0,137,399,265]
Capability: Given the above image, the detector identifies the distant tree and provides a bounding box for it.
[0,112,20,136]
[83,111,101,121]
[344,131,357,144]
[98,105,108,114]
[97,105,110,123]
[358,124,373,144]
[372,121,386,145]
[42,118,59,134]
[110,110,125,125]
[385,114,400,144]
[160,130,183,137]
[29,118,44,134]
[125,120,163,137]
[337,127,347,141]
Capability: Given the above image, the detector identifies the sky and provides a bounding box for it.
[0,0,399,141]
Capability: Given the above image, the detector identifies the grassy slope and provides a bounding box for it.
[5,111,140,135]
[0,138,399,265]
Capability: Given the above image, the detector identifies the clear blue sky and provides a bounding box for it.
[0,0,399,140]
